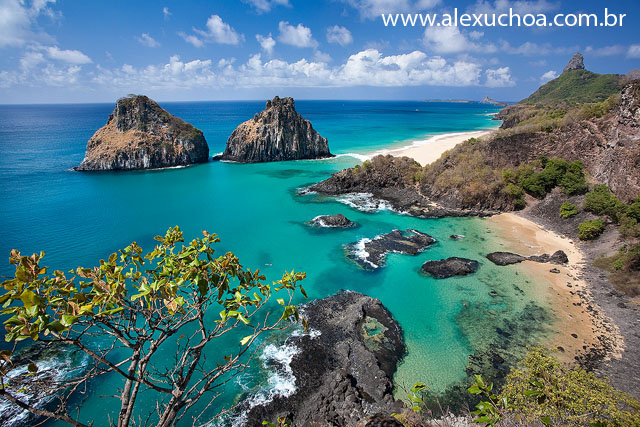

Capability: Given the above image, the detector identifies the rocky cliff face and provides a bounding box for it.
[244,291,405,426]
[563,52,585,73]
[218,96,333,163]
[76,96,209,171]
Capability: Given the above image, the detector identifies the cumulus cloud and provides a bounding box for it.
[45,46,92,64]
[626,45,640,59]
[182,15,243,47]
[277,21,318,48]
[485,67,515,87]
[326,25,353,46]
[136,33,160,48]
[256,33,276,55]
[0,0,57,47]
[243,0,290,13]
[423,26,497,54]
[540,70,558,82]
[342,0,441,20]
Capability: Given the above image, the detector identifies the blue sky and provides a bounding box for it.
[0,0,638,103]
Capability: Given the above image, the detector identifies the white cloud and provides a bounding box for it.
[0,0,57,47]
[469,0,559,15]
[326,25,353,46]
[423,26,497,54]
[628,45,640,59]
[46,46,92,64]
[196,15,242,45]
[584,45,625,57]
[178,32,204,48]
[485,67,515,87]
[163,7,171,19]
[540,70,558,82]
[136,33,160,48]
[469,31,484,40]
[243,0,290,13]
[314,50,332,63]
[342,0,440,20]
[277,21,318,48]
[256,33,276,54]
[499,41,576,56]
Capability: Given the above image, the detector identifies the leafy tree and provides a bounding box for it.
[559,202,579,219]
[584,185,627,221]
[559,161,589,195]
[0,227,307,427]
[578,219,605,240]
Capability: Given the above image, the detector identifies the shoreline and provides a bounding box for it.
[485,213,624,367]
[339,128,498,166]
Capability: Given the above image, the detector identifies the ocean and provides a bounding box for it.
[0,101,552,425]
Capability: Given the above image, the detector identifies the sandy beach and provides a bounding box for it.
[390,129,496,166]
[485,213,623,365]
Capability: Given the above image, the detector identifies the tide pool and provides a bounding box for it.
[0,101,554,425]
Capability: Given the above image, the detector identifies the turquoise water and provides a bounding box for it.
[0,101,553,425]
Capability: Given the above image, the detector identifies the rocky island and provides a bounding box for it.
[76,95,209,171]
[216,96,333,163]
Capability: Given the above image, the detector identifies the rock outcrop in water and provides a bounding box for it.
[76,95,209,171]
[346,229,436,270]
[245,291,406,426]
[486,250,569,266]
[217,96,333,163]
[421,257,480,279]
[308,214,356,228]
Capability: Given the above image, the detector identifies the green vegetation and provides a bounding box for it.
[522,70,623,106]
[593,244,640,297]
[559,202,579,218]
[584,184,627,220]
[0,227,307,427]
[502,156,588,201]
[578,218,605,240]
[499,347,640,426]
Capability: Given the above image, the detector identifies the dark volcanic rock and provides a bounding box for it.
[309,214,356,228]
[449,234,465,240]
[76,95,209,170]
[245,291,406,427]
[346,229,436,270]
[563,53,585,74]
[218,96,333,163]
[486,252,527,266]
[486,250,569,266]
[421,257,480,279]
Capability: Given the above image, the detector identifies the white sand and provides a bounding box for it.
[391,129,496,166]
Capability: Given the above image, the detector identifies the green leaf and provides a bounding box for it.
[468,385,481,394]
[240,335,252,346]
[524,390,543,397]
[540,416,552,426]
[61,315,79,327]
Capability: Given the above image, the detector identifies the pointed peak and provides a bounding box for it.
[563,53,585,74]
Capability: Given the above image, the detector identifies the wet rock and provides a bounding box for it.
[308,214,356,228]
[550,268,561,274]
[420,257,480,279]
[449,234,465,240]
[346,229,436,270]
[245,291,405,426]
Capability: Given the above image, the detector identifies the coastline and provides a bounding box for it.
[485,213,624,367]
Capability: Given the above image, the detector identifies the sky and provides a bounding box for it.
[0,0,639,104]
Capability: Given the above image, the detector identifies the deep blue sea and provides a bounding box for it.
[0,101,552,426]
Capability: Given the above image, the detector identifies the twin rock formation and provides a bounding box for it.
[77,95,331,171]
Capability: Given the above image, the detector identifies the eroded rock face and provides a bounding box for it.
[76,95,209,171]
[308,214,356,228]
[345,229,436,270]
[563,53,585,74]
[244,291,406,427]
[421,257,480,279]
[218,96,333,163]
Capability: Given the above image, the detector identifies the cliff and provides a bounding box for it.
[217,96,333,163]
[76,95,209,171]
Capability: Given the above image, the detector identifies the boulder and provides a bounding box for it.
[421,257,480,279]
[309,214,356,228]
[486,252,527,266]
[346,229,436,270]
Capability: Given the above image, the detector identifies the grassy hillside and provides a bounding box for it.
[522,70,623,106]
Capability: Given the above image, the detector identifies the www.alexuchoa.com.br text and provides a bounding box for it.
[381,8,627,28]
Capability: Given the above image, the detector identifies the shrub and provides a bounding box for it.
[521,173,547,198]
[559,202,579,218]
[578,218,605,240]
[559,161,589,195]
[584,185,626,221]
[627,197,640,221]
[619,214,640,238]
[499,347,640,426]
[593,244,640,297]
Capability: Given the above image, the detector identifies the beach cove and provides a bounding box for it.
[0,100,618,424]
